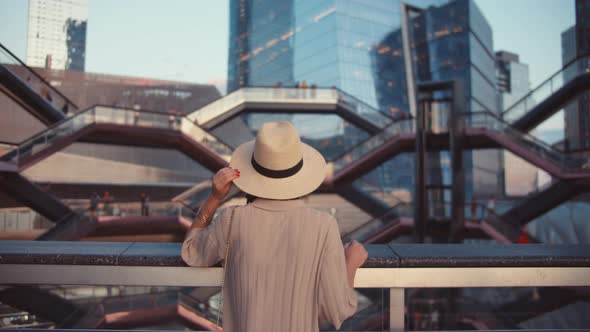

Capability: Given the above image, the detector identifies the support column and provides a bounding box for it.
[414,99,427,243]
[389,287,405,331]
[449,80,465,243]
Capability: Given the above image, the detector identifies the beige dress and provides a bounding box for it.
[181,198,357,332]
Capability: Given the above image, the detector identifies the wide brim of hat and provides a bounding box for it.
[229,141,326,200]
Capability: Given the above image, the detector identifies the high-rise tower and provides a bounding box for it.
[26,0,88,71]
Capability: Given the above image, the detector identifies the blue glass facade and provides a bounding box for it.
[226,0,445,176]
[227,0,501,205]
[65,18,87,71]
[367,0,500,202]
[562,0,590,151]
[227,0,295,91]
[228,0,446,107]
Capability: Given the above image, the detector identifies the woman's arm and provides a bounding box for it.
[190,167,240,229]
[344,240,368,287]
[181,167,239,267]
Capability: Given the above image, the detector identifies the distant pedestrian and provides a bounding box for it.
[89,193,100,217]
[273,82,283,98]
[301,81,308,98]
[140,193,150,216]
[310,84,317,98]
[486,196,496,218]
[102,191,113,215]
[133,111,140,125]
[145,195,150,216]
[175,111,182,128]
[40,86,52,103]
[470,199,478,219]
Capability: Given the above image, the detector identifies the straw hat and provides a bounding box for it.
[229,122,326,200]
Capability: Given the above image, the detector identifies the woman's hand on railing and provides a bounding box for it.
[344,240,368,287]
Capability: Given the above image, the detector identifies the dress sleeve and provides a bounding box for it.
[318,217,358,328]
[181,208,231,267]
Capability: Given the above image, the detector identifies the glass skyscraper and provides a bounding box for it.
[226,0,501,204]
[228,0,447,107]
[368,0,501,201]
[562,0,590,151]
[26,0,88,71]
[496,51,537,196]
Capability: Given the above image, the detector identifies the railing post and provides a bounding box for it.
[389,287,405,331]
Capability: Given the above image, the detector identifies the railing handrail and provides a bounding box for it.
[89,104,234,151]
[335,88,395,121]
[188,85,394,123]
[329,117,414,164]
[2,105,234,164]
[1,242,589,285]
[502,54,590,115]
[466,110,566,157]
[0,42,79,109]
[343,199,507,242]
[92,104,185,116]
[329,115,413,162]
[10,104,97,147]
[2,241,588,331]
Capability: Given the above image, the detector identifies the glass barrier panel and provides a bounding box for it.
[332,119,414,173]
[407,287,590,330]
[503,56,590,124]
[2,283,587,330]
[463,112,583,172]
[180,118,233,159]
[0,45,77,113]
[337,90,393,128]
[189,89,245,125]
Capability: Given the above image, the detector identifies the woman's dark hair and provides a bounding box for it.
[246,194,258,203]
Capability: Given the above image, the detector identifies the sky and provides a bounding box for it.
[0,0,576,111]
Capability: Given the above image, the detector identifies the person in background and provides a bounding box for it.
[470,198,478,220]
[102,191,113,215]
[310,83,317,98]
[140,193,148,216]
[89,192,100,218]
[486,195,496,219]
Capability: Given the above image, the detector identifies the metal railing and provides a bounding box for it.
[329,118,415,173]
[0,105,233,165]
[0,43,78,114]
[342,199,516,244]
[465,111,589,171]
[1,248,589,331]
[502,55,590,124]
[186,86,393,129]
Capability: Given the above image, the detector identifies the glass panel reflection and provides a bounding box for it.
[503,55,590,124]
[211,112,370,161]
[0,106,233,165]
[0,44,78,114]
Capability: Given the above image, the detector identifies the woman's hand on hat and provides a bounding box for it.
[211,167,240,200]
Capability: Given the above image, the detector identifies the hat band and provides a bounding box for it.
[251,157,303,179]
